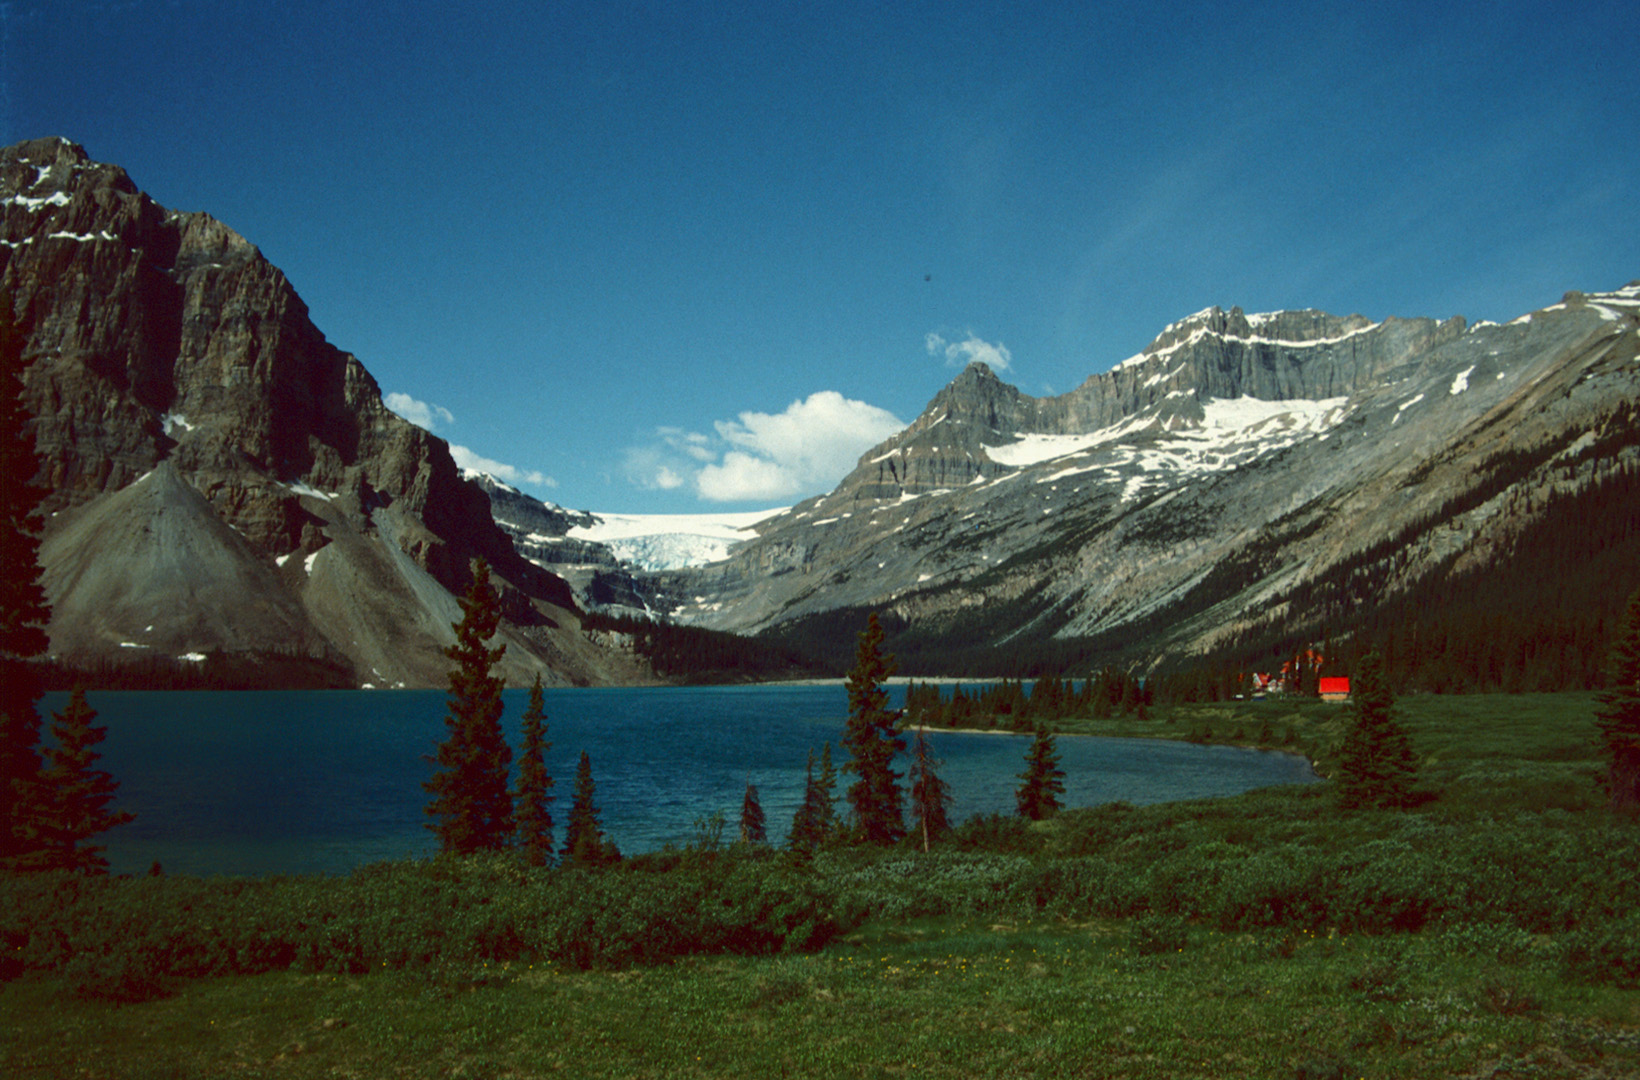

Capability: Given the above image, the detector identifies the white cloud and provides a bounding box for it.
[449,444,556,490]
[627,391,905,503]
[926,331,1013,373]
[384,392,455,431]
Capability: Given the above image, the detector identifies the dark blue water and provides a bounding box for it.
[40,685,1316,877]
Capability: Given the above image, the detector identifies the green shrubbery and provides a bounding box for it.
[0,852,848,1001]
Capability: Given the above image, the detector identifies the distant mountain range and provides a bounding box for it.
[6,137,1637,688]
[648,285,1640,683]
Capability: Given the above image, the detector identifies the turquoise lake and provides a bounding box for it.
[41,684,1318,877]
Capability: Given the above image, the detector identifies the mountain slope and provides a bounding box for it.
[2,137,646,688]
[659,286,1640,677]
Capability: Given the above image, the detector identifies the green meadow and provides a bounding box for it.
[4,692,1637,1079]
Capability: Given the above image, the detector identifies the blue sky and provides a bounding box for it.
[6,1,1637,513]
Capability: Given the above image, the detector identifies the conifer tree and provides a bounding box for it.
[1335,650,1418,810]
[15,687,134,872]
[513,673,555,865]
[0,315,50,868]
[908,726,951,850]
[424,559,514,854]
[562,750,615,865]
[738,780,767,845]
[789,748,828,852]
[1016,724,1066,820]
[1595,588,1640,815]
[841,613,905,845]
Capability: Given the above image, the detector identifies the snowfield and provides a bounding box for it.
[568,508,785,570]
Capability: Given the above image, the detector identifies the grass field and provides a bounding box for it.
[3,692,1637,1079]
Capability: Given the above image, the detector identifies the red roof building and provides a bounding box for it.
[1319,677,1351,702]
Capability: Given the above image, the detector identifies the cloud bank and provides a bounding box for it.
[386,390,555,490]
[926,331,1012,373]
[384,391,454,431]
[627,390,904,503]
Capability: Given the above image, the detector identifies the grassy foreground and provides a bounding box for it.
[3,692,1639,1079]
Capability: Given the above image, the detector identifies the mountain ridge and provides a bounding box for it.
[650,280,1640,678]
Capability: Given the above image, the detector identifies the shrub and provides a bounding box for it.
[1130,913,1190,956]
[1560,913,1640,988]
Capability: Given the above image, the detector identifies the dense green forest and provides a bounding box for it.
[581,610,829,683]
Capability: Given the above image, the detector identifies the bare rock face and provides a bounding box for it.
[2,137,641,687]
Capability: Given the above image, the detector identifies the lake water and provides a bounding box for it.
[41,685,1318,877]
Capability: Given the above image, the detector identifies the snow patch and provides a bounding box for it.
[1448,367,1475,396]
[303,550,322,574]
[180,652,208,663]
[286,481,333,502]
[161,412,193,436]
[3,191,70,209]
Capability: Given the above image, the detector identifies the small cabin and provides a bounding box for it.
[1319,677,1351,703]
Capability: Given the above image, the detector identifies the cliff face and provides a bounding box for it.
[2,137,644,688]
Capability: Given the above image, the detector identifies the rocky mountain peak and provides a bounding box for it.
[1,138,647,687]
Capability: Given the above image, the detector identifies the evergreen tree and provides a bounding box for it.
[908,726,951,851]
[738,780,767,845]
[1016,724,1066,820]
[1335,650,1418,810]
[788,749,827,853]
[424,559,514,854]
[562,750,617,865]
[841,613,905,845]
[14,687,134,872]
[0,315,50,868]
[816,741,840,836]
[513,673,555,866]
[1595,588,1640,815]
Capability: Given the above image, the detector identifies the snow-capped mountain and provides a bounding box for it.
[654,284,1640,672]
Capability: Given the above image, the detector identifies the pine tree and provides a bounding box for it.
[1016,724,1066,820]
[562,750,615,866]
[1,315,50,868]
[841,613,905,845]
[908,726,951,851]
[738,780,767,845]
[424,559,514,854]
[15,687,134,872]
[1595,588,1640,815]
[1335,650,1418,810]
[815,741,840,838]
[788,748,829,853]
[513,673,555,865]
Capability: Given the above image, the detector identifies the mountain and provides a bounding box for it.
[656,286,1640,682]
[2,137,650,689]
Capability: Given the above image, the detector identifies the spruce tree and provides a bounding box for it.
[1016,724,1066,820]
[1595,588,1640,815]
[816,742,839,836]
[0,314,50,868]
[738,780,767,845]
[513,673,555,865]
[562,750,613,866]
[1335,650,1418,810]
[424,558,514,854]
[789,749,827,853]
[908,726,951,850]
[15,687,134,872]
[841,613,905,845]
